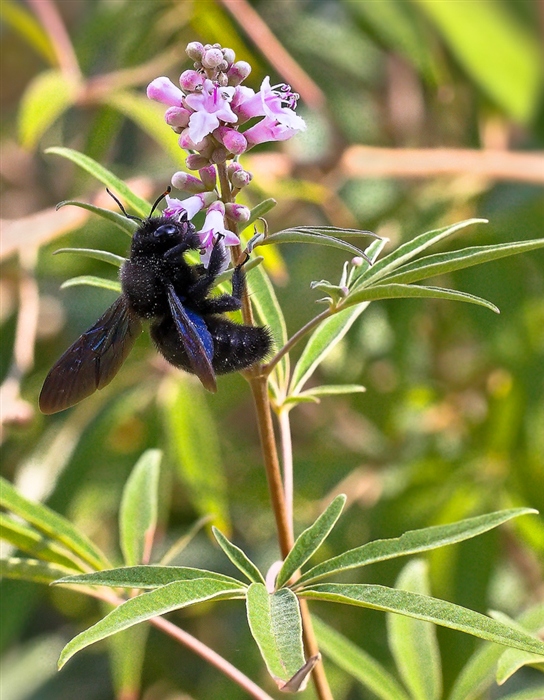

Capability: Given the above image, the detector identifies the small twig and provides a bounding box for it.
[278,408,294,544]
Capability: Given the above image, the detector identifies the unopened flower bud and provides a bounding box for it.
[227,61,251,86]
[225,203,250,223]
[186,42,204,61]
[231,168,252,189]
[179,70,203,92]
[165,106,191,128]
[215,126,247,155]
[179,129,209,152]
[351,256,364,267]
[227,161,243,178]
[199,165,217,190]
[222,48,235,67]
[202,47,224,70]
[171,171,206,193]
[186,154,211,170]
[217,72,229,87]
[210,146,230,164]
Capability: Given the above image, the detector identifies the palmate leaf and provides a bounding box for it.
[312,615,410,700]
[276,495,346,589]
[296,508,535,586]
[55,200,138,235]
[54,247,127,267]
[0,476,110,571]
[56,565,245,589]
[58,578,245,669]
[1,557,79,585]
[119,450,161,566]
[387,560,442,700]
[61,276,122,293]
[212,528,265,585]
[246,583,306,685]
[46,147,150,217]
[300,584,544,656]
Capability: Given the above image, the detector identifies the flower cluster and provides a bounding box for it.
[147,42,306,267]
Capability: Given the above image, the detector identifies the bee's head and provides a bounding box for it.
[132,215,198,256]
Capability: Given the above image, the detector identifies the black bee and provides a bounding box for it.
[39,191,272,414]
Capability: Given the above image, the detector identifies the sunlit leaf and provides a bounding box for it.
[246,583,306,684]
[46,148,150,217]
[301,584,544,656]
[296,509,536,586]
[213,528,265,584]
[313,615,410,700]
[54,248,127,267]
[119,450,161,566]
[492,610,544,685]
[56,200,138,235]
[276,495,346,589]
[58,578,244,669]
[263,227,371,258]
[61,275,122,293]
[18,70,79,149]
[1,557,78,585]
[1,0,56,64]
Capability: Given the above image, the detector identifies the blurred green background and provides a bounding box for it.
[1,1,543,698]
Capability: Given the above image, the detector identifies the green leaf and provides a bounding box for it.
[295,385,366,400]
[300,584,544,656]
[289,306,366,396]
[448,604,544,700]
[492,686,544,700]
[161,377,230,532]
[380,239,544,286]
[246,583,306,684]
[109,625,148,700]
[246,263,289,398]
[296,509,535,586]
[492,610,544,685]
[312,615,410,700]
[56,200,138,235]
[61,275,122,293]
[212,528,265,584]
[414,0,542,123]
[45,148,150,217]
[56,565,245,589]
[159,515,212,566]
[1,0,56,64]
[0,476,110,570]
[119,450,161,566]
[0,513,84,571]
[105,91,184,165]
[276,495,346,589]
[54,248,127,267]
[18,70,79,149]
[344,283,500,314]
[1,557,77,584]
[263,226,370,258]
[355,219,487,287]
[58,578,244,669]
[387,560,442,700]
[242,198,277,232]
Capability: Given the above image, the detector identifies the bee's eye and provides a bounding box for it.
[153,224,178,239]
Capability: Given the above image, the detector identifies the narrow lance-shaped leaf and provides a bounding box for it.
[300,584,544,656]
[378,239,544,286]
[56,200,138,235]
[45,147,150,217]
[312,615,410,700]
[354,219,487,288]
[213,528,265,584]
[58,578,244,669]
[0,476,110,570]
[246,583,306,685]
[344,283,500,314]
[1,557,78,585]
[242,198,277,232]
[261,228,369,259]
[54,248,127,267]
[296,509,536,586]
[491,610,544,685]
[119,450,161,566]
[56,565,246,590]
[289,305,367,396]
[61,276,122,293]
[276,495,346,589]
[387,560,442,700]
[0,513,85,571]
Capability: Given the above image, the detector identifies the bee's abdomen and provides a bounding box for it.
[206,317,272,374]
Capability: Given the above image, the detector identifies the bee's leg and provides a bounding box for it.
[163,236,200,261]
[231,252,249,301]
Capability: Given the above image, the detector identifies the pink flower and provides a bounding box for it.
[244,117,303,147]
[234,77,306,131]
[163,192,217,220]
[196,201,240,269]
[214,126,248,155]
[184,79,238,144]
[147,77,184,107]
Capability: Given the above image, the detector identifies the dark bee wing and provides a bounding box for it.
[166,285,217,393]
[39,296,142,414]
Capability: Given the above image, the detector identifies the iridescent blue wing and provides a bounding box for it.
[166,284,217,392]
[39,296,142,414]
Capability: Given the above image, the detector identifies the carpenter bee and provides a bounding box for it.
[39,191,272,414]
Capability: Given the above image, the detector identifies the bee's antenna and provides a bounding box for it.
[106,188,142,223]
[149,186,172,217]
